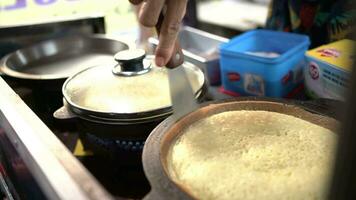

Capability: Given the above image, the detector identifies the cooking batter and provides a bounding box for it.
[168,110,337,200]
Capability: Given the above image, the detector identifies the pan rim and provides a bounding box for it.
[61,61,207,122]
[0,35,129,80]
[142,97,340,200]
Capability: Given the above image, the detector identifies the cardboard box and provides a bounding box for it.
[305,39,355,101]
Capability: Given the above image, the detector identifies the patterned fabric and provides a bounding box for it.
[266,0,355,48]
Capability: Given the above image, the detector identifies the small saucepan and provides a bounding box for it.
[0,35,129,124]
[53,49,207,155]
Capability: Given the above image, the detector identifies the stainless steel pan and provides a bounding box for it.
[0,34,129,126]
[0,34,129,80]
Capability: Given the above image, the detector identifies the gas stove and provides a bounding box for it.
[0,77,154,199]
[1,73,339,199]
[0,73,235,199]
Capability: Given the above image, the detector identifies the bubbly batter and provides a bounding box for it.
[168,110,337,200]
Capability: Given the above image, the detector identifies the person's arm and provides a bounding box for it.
[133,4,155,51]
[129,0,188,67]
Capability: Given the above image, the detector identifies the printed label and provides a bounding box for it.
[227,72,241,82]
[281,71,293,85]
[244,74,265,96]
[316,48,341,58]
[309,62,320,80]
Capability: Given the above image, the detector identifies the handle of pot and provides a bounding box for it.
[294,98,344,119]
[155,12,184,69]
[143,190,162,200]
[53,105,77,120]
[0,65,5,76]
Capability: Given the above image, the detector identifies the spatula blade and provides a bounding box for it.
[168,66,198,120]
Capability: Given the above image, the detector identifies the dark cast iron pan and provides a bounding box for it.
[142,97,341,200]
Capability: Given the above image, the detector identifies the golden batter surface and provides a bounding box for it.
[168,110,337,200]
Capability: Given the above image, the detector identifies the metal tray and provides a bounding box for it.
[0,34,129,80]
[149,26,228,85]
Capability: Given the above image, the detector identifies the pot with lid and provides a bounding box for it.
[54,49,207,144]
[0,35,129,126]
[142,97,341,200]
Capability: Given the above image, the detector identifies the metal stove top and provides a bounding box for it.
[1,77,152,199]
[0,73,340,200]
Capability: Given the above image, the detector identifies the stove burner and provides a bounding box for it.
[85,133,145,153]
[79,133,151,198]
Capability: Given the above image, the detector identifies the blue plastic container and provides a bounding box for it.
[220,30,310,97]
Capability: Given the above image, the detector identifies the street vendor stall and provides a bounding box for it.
[0,0,354,199]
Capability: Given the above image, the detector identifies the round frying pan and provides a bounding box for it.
[0,34,129,80]
[142,97,340,200]
[0,34,129,125]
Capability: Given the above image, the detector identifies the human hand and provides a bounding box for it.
[129,0,188,67]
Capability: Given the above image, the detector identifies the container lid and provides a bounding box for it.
[220,30,310,64]
[62,49,205,122]
[306,39,355,72]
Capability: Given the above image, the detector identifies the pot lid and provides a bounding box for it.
[62,49,205,121]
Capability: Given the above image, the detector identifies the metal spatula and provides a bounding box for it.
[155,13,198,119]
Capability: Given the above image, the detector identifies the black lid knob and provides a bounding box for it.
[113,49,151,76]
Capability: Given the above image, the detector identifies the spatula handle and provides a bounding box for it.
[155,12,184,69]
